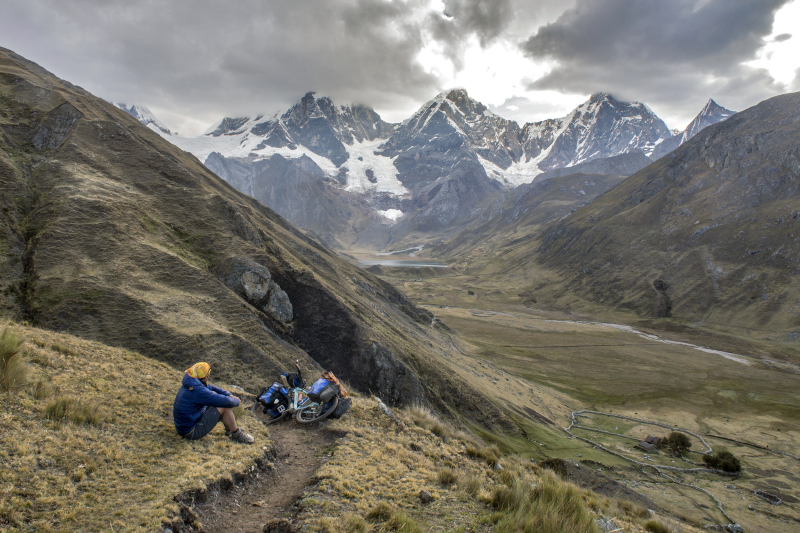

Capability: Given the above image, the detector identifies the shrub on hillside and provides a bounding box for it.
[491,470,598,533]
[46,395,106,426]
[437,467,458,485]
[365,501,422,533]
[662,432,691,453]
[30,380,53,400]
[0,328,28,395]
[460,472,482,496]
[465,444,499,466]
[643,519,669,533]
[703,450,741,473]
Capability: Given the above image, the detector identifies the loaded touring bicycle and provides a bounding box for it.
[252,360,350,424]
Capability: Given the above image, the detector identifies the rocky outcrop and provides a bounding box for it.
[215,257,293,323]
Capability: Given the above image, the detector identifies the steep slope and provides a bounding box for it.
[650,99,735,160]
[0,46,516,430]
[536,91,800,331]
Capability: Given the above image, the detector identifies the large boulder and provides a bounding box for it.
[215,257,293,323]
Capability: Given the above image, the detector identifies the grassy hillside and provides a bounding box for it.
[0,322,271,532]
[1,321,696,533]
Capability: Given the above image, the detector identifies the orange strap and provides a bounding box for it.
[322,371,348,398]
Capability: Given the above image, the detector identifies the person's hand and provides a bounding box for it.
[230,395,240,403]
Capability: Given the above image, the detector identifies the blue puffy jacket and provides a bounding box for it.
[173,373,240,435]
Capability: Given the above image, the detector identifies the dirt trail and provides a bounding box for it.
[191,421,340,533]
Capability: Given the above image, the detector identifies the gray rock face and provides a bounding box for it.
[215,257,293,322]
[31,102,83,151]
[354,342,425,404]
[266,281,293,323]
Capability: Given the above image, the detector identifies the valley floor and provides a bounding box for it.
[363,263,800,532]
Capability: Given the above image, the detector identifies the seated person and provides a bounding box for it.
[173,362,253,444]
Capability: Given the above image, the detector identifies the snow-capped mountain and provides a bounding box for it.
[164,92,405,197]
[520,93,672,173]
[112,103,174,136]
[650,99,735,160]
[127,90,734,245]
[681,99,736,142]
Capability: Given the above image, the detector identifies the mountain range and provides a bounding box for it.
[135,90,735,248]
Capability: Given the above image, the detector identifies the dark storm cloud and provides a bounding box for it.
[1,0,519,132]
[521,0,790,127]
[426,0,514,69]
[773,33,792,43]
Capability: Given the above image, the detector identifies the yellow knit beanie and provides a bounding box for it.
[186,362,210,379]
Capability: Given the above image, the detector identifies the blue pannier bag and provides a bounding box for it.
[258,382,289,417]
[308,378,339,403]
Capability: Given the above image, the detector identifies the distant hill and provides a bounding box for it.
[0,46,515,429]
[535,91,800,331]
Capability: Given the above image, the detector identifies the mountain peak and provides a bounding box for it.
[113,102,173,135]
[588,92,614,104]
[445,88,470,103]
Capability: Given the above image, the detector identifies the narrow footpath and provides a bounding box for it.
[190,421,340,533]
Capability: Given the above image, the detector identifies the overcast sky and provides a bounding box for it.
[2,0,798,135]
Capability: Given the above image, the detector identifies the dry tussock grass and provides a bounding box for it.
[293,398,672,533]
[0,327,27,395]
[0,321,271,532]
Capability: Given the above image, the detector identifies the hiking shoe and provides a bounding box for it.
[230,428,254,444]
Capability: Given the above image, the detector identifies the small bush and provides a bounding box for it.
[30,380,53,400]
[342,513,367,533]
[316,517,337,533]
[618,500,651,519]
[365,501,393,522]
[703,450,741,473]
[460,473,482,495]
[437,467,458,485]
[386,510,422,533]
[465,444,499,466]
[0,328,28,395]
[492,471,598,532]
[663,432,691,453]
[46,395,106,426]
[51,343,77,356]
[644,519,669,533]
[366,502,421,533]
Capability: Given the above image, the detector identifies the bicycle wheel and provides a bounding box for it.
[251,401,289,425]
[295,396,338,424]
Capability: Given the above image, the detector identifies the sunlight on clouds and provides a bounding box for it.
[744,0,800,86]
